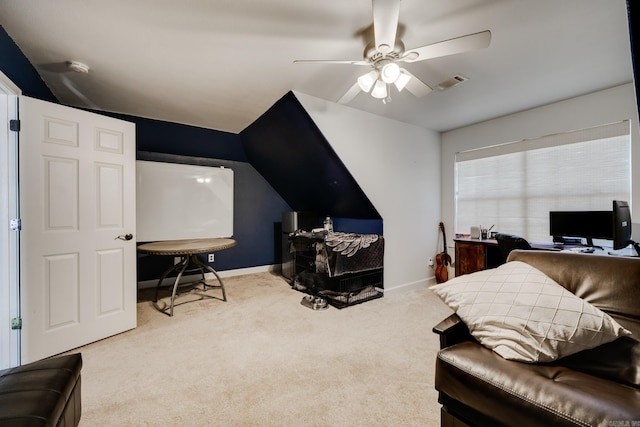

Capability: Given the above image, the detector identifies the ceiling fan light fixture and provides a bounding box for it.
[371,80,388,99]
[295,2,491,105]
[380,62,400,83]
[394,70,411,92]
[357,70,379,93]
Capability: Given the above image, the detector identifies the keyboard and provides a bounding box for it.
[564,247,595,253]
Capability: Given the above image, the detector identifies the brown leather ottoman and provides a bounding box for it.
[0,353,82,426]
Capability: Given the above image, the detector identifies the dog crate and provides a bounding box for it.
[320,268,383,308]
[290,233,383,308]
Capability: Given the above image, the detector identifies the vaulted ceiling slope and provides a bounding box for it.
[0,1,633,134]
[241,92,380,220]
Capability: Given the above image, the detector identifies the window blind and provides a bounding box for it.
[455,121,631,244]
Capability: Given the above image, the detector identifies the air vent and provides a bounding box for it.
[436,74,468,91]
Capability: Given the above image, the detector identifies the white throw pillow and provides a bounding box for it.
[430,261,632,362]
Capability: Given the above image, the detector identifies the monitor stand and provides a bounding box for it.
[584,238,604,251]
[608,240,640,257]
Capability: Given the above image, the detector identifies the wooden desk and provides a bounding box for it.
[137,238,237,316]
[453,238,634,276]
[454,238,503,276]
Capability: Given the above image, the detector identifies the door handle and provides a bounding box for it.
[115,233,133,241]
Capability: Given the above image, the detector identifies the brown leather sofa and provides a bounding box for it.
[0,353,82,426]
[433,250,640,427]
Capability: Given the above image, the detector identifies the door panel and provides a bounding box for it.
[19,96,136,363]
[96,248,125,315]
[44,253,79,329]
[44,156,79,230]
[96,163,123,228]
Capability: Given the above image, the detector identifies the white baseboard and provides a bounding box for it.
[215,264,279,278]
[385,276,436,292]
[138,265,437,294]
[137,264,281,289]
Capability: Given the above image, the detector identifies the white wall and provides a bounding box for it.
[295,92,441,289]
[441,83,640,253]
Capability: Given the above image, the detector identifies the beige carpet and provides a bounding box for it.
[71,272,452,426]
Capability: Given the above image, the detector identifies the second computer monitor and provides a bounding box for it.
[549,210,613,246]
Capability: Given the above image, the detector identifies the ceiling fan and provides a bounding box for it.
[294,0,491,104]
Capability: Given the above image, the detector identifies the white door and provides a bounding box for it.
[0,76,20,369]
[19,96,137,363]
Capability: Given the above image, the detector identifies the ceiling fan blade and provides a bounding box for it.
[294,59,370,65]
[372,0,401,54]
[401,69,433,98]
[59,74,100,109]
[337,82,362,104]
[402,30,491,63]
[38,62,73,73]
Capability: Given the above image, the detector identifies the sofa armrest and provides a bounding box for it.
[433,313,474,349]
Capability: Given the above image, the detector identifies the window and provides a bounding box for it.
[455,121,631,244]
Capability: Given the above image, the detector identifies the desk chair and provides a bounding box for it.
[495,233,532,263]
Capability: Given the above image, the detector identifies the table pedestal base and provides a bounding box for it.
[152,254,227,317]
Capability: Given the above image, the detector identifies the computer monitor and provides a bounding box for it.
[549,210,613,247]
[612,200,632,247]
[612,200,639,256]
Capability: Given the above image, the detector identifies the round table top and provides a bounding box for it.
[137,238,237,255]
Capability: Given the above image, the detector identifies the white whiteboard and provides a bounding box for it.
[136,160,233,241]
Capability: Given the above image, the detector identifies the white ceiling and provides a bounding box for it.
[0,0,633,134]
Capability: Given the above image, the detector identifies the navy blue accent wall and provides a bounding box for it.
[0,25,57,102]
[92,111,247,162]
[89,114,289,280]
[332,218,383,235]
[136,153,290,281]
[241,92,381,221]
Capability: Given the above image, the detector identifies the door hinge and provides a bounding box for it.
[11,317,22,330]
[9,119,20,132]
[9,218,21,231]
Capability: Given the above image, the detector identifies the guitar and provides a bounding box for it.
[435,222,452,283]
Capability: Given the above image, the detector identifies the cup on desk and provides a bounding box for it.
[481,229,488,239]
